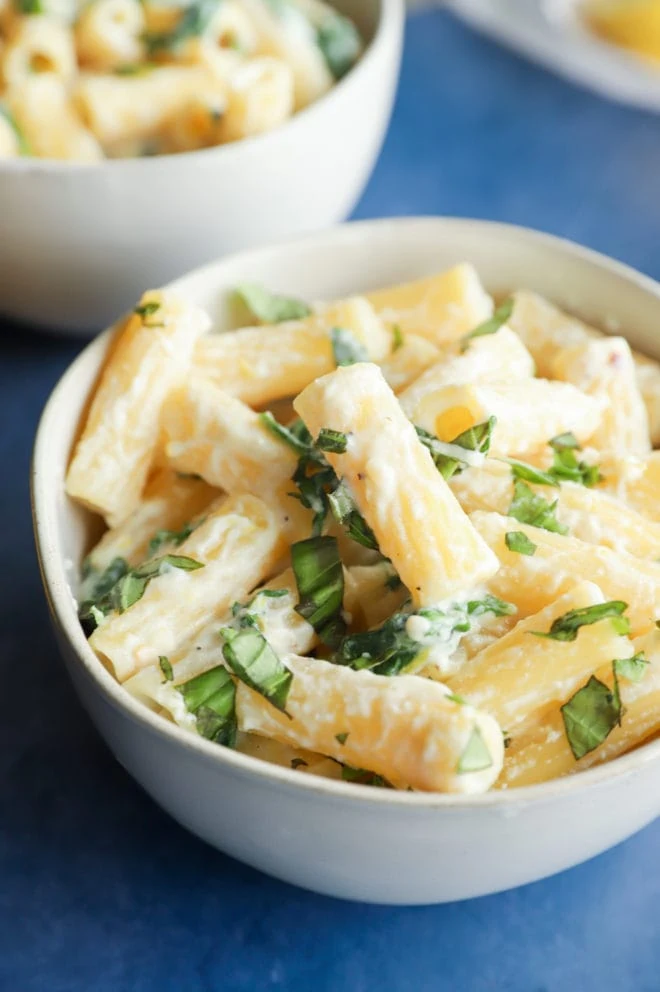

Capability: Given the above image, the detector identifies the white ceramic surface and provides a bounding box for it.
[33,217,660,905]
[0,0,403,335]
[449,0,660,112]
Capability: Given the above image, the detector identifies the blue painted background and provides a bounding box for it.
[2,10,660,990]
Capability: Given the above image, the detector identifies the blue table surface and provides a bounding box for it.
[3,9,660,991]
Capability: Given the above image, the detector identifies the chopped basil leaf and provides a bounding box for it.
[446,692,466,705]
[391,324,404,351]
[148,520,196,557]
[291,758,308,769]
[327,479,378,550]
[78,557,130,634]
[234,282,311,323]
[335,732,349,745]
[505,530,537,556]
[134,301,161,319]
[291,536,346,648]
[316,428,349,454]
[384,571,403,591]
[316,11,361,79]
[532,600,629,642]
[114,63,155,76]
[91,554,203,617]
[341,765,391,787]
[144,0,223,53]
[159,656,174,681]
[508,480,568,534]
[331,327,368,366]
[506,459,559,488]
[222,628,293,712]
[260,412,314,455]
[460,298,514,352]
[465,594,516,618]
[613,652,649,683]
[288,455,336,536]
[14,0,42,14]
[561,675,621,760]
[335,612,421,676]
[179,664,237,746]
[456,726,492,773]
[548,434,602,487]
[416,417,495,481]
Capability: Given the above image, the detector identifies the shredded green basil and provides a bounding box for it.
[561,674,621,760]
[327,479,378,550]
[613,652,649,683]
[532,601,629,642]
[456,726,493,773]
[507,480,568,534]
[547,433,602,487]
[144,0,223,53]
[222,627,293,713]
[335,732,349,745]
[234,282,311,323]
[460,298,514,352]
[391,324,404,351]
[341,765,391,787]
[134,301,161,319]
[291,536,346,648]
[505,531,537,556]
[179,664,237,746]
[260,412,314,454]
[316,428,349,454]
[416,417,495,480]
[331,327,368,366]
[148,521,196,557]
[316,11,361,79]
[159,656,173,682]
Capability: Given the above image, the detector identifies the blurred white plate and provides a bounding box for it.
[449,0,660,112]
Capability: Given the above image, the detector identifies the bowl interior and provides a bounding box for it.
[33,216,660,806]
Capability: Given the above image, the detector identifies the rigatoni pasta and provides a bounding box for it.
[0,0,362,160]
[67,265,660,794]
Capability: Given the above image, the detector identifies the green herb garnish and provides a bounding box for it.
[327,479,378,550]
[14,0,42,14]
[456,726,493,773]
[144,0,223,53]
[391,324,404,351]
[561,674,621,760]
[260,412,314,455]
[179,664,237,746]
[335,732,349,745]
[291,758,308,769]
[234,282,311,323]
[505,531,537,556]
[613,652,649,683]
[316,428,349,454]
[341,765,390,787]
[506,459,560,487]
[148,521,196,557]
[416,417,495,480]
[159,655,174,682]
[460,298,514,351]
[291,536,346,648]
[134,300,161,319]
[316,11,361,79]
[532,601,629,642]
[508,480,568,534]
[221,627,293,713]
[547,433,602,487]
[331,327,368,366]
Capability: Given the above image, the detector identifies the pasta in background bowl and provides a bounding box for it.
[33,217,660,904]
[0,0,402,331]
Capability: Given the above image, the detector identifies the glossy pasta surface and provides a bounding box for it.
[0,0,361,160]
[66,265,660,793]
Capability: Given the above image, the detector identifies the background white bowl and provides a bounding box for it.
[0,0,403,335]
[33,217,660,905]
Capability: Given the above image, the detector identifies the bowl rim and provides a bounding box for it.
[32,214,660,809]
[0,0,402,175]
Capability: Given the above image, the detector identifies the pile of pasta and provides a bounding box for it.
[0,0,360,160]
[66,263,660,793]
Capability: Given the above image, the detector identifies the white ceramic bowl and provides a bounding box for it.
[0,0,403,335]
[33,217,660,905]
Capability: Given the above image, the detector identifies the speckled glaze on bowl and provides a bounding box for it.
[0,0,403,334]
[32,218,660,904]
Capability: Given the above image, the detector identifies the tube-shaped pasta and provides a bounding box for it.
[499,628,660,788]
[237,653,505,793]
[413,379,604,458]
[551,336,650,455]
[217,55,294,142]
[597,450,660,522]
[159,89,227,153]
[377,334,441,393]
[86,469,218,572]
[241,0,333,110]
[66,291,210,526]
[1,14,76,87]
[193,296,391,406]
[448,581,634,729]
[75,65,219,149]
[509,290,660,445]
[7,75,102,161]
[365,264,493,346]
[75,0,145,71]
[450,458,660,561]
[343,562,409,630]
[91,493,286,681]
[398,327,535,419]
[294,363,499,606]
[471,510,660,634]
[160,377,299,494]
